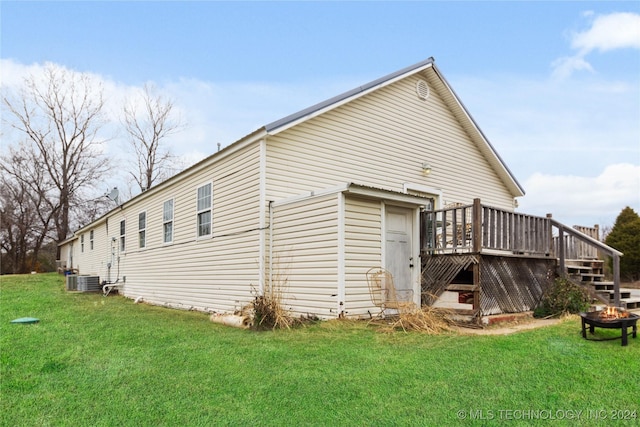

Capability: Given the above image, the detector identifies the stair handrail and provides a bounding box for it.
[549,218,624,306]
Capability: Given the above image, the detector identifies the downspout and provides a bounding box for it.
[268,200,274,294]
[259,137,268,295]
[337,192,346,317]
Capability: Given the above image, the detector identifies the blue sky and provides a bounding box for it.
[3,2,636,83]
[1,1,639,230]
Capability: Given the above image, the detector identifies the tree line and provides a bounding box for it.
[1,64,183,274]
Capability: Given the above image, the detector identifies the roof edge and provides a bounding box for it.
[61,127,268,242]
[271,182,430,208]
[265,57,435,133]
[430,63,525,197]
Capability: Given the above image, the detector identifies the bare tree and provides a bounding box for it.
[0,174,37,274]
[2,64,111,250]
[123,83,183,192]
[0,146,54,273]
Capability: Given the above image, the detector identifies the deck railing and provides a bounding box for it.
[420,199,552,256]
[420,198,624,305]
[552,224,600,259]
[550,219,623,306]
[480,205,552,256]
[421,202,474,253]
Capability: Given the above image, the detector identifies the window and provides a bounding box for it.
[138,211,146,249]
[119,220,126,252]
[163,199,174,243]
[197,183,212,237]
[89,230,94,250]
[80,234,85,253]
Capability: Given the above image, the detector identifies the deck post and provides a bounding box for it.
[472,198,482,322]
[558,226,565,277]
[472,260,480,322]
[472,198,481,253]
[613,255,621,307]
[546,214,553,256]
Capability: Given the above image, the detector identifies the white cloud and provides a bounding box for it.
[552,11,640,80]
[571,12,640,53]
[0,60,39,87]
[518,164,640,227]
[550,56,594,81]
[451,71,639,228]
[1,59,156,192]
[453,75,639,162]
[0,58,358,197]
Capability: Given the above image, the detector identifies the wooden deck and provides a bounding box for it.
[420,199,624,321]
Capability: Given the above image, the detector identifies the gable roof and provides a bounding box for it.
[64,57,524,240]
[265,57,436,132]
[264,57,524,197]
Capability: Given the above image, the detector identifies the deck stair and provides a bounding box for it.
[565,259,640,311]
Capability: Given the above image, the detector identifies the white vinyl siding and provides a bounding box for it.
[271,194,340,319]
[58,239,75,270]
[62,219,110,277]
[163,199,174,243]
[266,70,515,210]
[59,64,521,320]
[343,197,383,317]
[112,143,261,313]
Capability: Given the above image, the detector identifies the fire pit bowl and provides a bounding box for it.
[580,309,639,346]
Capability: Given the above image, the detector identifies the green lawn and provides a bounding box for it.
[1,273,639,426]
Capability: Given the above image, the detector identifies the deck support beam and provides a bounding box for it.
[472,198,481,253]
[613,255,621,307]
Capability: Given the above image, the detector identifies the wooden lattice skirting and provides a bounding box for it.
[421,254,478,306]
[480,256,556,316]
[421,254,556,317]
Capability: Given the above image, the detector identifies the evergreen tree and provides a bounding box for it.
[605,207,640,281]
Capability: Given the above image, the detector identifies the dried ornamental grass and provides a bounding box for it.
[250,255,299,330]
[375,305,454,334]
[251,294,297,330]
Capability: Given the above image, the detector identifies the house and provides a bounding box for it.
[58,57,626,321]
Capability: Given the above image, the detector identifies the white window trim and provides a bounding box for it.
[119,219,126,253]
[381,202,422,308]
[138,211,147,249]
[196,182,213,239]
[80,234,85,253]
[402,182,443,209]
[162,198,174,244]
[89,230,94,251]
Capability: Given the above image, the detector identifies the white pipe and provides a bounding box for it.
[210,314,252,329]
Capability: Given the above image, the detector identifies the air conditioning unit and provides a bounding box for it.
[77,275,101,292]
[66,274,78,291]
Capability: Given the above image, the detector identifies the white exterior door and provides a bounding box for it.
[385,206,414,299]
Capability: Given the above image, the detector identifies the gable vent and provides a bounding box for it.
[416,79,430,101]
